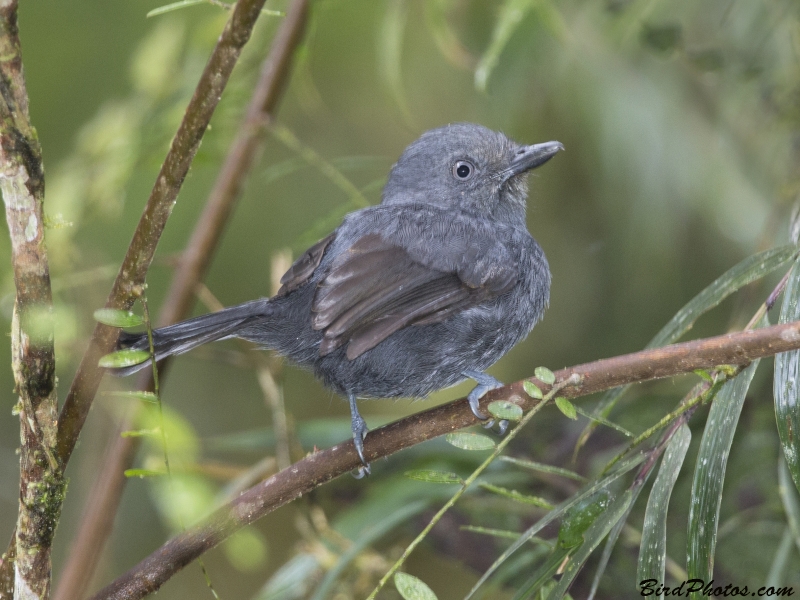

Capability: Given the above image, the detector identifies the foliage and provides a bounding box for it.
[2,0,800,598]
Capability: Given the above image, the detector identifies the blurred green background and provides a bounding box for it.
[2,0,800,598]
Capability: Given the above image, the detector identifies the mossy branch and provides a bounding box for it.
[0,1,60,598]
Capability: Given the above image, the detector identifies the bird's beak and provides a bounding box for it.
[507,141,564,178]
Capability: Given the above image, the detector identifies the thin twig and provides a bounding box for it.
[89,319,800,600]
[51,2,309,598]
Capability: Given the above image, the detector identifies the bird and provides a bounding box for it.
[111,123,562,474]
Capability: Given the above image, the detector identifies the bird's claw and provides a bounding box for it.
[349,394,371,477]
[464,371,509,435]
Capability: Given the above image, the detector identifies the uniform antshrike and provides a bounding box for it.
[113,123,562,475]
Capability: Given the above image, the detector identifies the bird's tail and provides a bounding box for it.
[110,299,272,377]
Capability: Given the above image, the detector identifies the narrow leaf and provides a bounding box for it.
[120,428,161,438]
[765,530,795,589]
[404,470,462,484]
[778,457,800,554]
[445,432,496,451]
[124,468,166,478]
[500,456,586,482]
[555,397,577,420]
[394,572,438,600]
[687,360,760,596]
[147,0,205,18]
[775,258,800,493]
[98,349,151,369]
[378,0,414,124]
[93,308,144,328]
[488,400,523,421]
[637,425,692,595]
[479,483,553,508]
[105,390,159,403]
[523,380,543,399]
[546,490,635,600]
[577,245,795,455]
[475,0,537,91]
[311,501,428,600]
[572,405,633,437]
[465,452,647,599]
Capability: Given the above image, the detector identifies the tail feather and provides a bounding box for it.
[110,299,272,376]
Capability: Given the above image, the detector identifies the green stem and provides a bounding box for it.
[365,373,583,600]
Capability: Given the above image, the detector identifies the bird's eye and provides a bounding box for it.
[452,160,474,180]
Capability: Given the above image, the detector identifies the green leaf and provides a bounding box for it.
[105,390,159,403]
[577,245,796,455]
[465,451,647,599]
[523,380,543,399]
[93,308,144,328]
[124,468,166,478]
[778,457,800,555]
[445,432,496,451]
[98,349,151,369]
[120,428,161,438]
[555,397,577,420]
[775,259,800,494]
[535,367,556,385]
[310,501,428,600]
[394,572,438,600]
[558,490,611,549]
[404,470,462,484]
[479,483,553,509]
[640,22,683,53]
[488,400,523,421]
[546,490,634,600]
[378,0,414,125]
[475,0,537,91]
[146,0,205,18]
[500,456,586,482]
[637,425,692,592]
[687,360,760,596]
[765,530,795,589]
[572,405,633,437]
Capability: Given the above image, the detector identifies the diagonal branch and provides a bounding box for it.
[55,0,269,469]
[52,2,310,598]
[0,0,270,595]
[90,319,800,600]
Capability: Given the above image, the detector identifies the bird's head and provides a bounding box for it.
[382,123,563,226]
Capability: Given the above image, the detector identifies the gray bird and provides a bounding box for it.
[113,123,562,473]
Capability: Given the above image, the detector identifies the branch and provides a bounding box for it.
[0,1,60,598]
[52,2,310,598]
[55,0,268,473]
[90,319,800,600]
[1,0,269,594]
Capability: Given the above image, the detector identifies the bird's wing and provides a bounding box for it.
[311,216,519,359]
[276,232,336,297]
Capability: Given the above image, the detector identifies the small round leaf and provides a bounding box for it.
[534,366,556,385]
[555,397,578,420]
[523,380,543,399]
[488,400,523,421]
[93,308,145,328]
[394,572,438,600]
[98,349,151,369]
[445,432,496,451]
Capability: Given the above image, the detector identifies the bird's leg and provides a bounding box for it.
[348,393,371,477]
[464,370,508,433]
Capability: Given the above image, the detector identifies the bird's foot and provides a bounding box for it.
[349,394,371,478]
[465,370,509,434]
